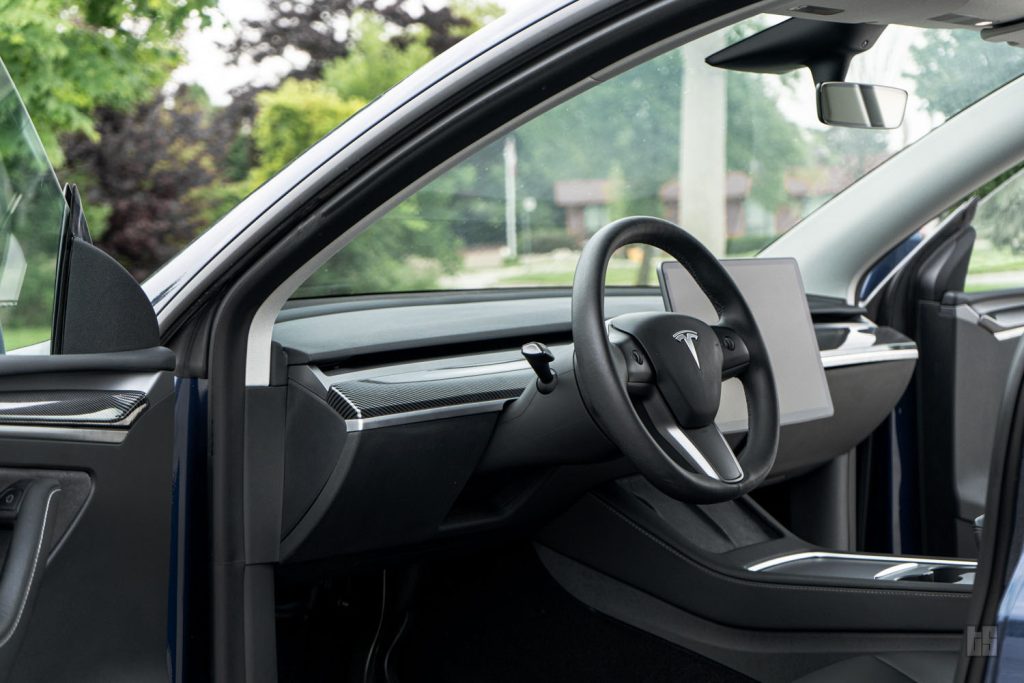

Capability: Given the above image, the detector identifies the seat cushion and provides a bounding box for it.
[794,651,958,683]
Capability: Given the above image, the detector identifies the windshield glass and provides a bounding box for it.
[292,15,1024,299]
[0,62,64,350]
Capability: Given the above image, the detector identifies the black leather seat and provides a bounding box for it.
[794,651,958,682]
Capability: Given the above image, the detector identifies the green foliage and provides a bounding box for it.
[63,85,232,277]
[250,80,366,184]
[726,73,807,209]
[516,51,684,219]
[233,14,470,296]
[520,229,577,254]
[190,77,368,231]
[910,30,1024,254]
[293,23,817,296]
[726,233,775,255]
[444,0,503,40]
[910,30,1024,118]
[974,169,1024,254]
[0,0,215,164]
[321,15,434,102]
[0,78,67,339]
[295,202,463,297]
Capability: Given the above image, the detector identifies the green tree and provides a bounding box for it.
[196,15,467,296]
[225,0,500,81]
[975,170,1024,253]
[62,85,233,278]
[909,30,1024,252]
[0,0,214,164]
[188,79,364,230]
[251,80,366,185]
[321,16,434,102]
[726,73,807,210]
[452,40,808,247]
[910,30,1024,118]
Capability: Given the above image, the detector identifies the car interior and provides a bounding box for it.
[123,4,1008,682]
[5,1,1024,682]
[250,4,1024,683]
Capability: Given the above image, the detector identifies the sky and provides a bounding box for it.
[175,0,515,105]
[175,0,280,105]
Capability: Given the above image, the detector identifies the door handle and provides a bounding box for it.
[0,478,60,678]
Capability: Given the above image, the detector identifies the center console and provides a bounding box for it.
[538,476,974,633]
[747,550,975,585]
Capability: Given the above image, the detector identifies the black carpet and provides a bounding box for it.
[395,546,753,682]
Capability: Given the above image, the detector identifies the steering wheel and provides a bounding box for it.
[572,217,779,503]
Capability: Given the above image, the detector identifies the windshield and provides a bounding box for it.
[0,62,64,350]
[292,15,1024,299]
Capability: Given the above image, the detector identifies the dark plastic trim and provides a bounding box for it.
[706,18,886,84]
[0,348,175,378]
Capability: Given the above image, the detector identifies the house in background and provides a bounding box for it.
[553,179,613,241]
[553,167,855,245]
[658,171,752,237]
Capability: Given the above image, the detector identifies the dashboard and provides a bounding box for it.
[272,290,918,565]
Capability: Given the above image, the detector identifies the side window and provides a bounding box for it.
[0,71,65,352]
[288,18,1024,303]
[966,168,1024,292]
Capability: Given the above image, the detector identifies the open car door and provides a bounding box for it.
[0,63,179,682]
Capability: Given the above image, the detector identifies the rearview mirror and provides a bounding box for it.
[817,82,907,130]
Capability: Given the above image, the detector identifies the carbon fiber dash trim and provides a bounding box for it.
[329,369,533,419]
[0,390,147,427]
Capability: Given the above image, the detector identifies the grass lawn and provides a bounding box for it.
[967,240,1024,274]
[495,258,659,287]
[964,239,1024,292]
[2,326,50,351]
[479,239,1024,293]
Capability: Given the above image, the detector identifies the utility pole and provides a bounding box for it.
[679,33,728,256]
[503,136,518,261]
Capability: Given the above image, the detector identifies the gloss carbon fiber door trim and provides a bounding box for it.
[0,390,147,428]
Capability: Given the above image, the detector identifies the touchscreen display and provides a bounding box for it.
[658,258,833,433]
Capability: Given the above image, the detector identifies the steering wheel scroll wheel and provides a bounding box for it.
[572,217,780,503]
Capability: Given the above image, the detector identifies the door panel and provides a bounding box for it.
[866,200,978,555]
[918,292,1024,554]
[0,56,183,682]
[0,353,177,682]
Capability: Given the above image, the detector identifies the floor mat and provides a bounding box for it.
[396,546,753,682]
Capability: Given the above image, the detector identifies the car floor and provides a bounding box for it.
[277,544,752,682]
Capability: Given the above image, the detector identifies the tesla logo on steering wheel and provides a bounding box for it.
[672,330,700,369]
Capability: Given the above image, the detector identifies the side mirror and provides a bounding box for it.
[817,82,908,130]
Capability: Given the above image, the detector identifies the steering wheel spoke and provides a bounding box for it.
[639,391,744,483]
[608,326,654,389]
[712,326,750,380]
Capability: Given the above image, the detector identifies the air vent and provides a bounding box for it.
[930,13,986,26]
[788,5,843,16]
